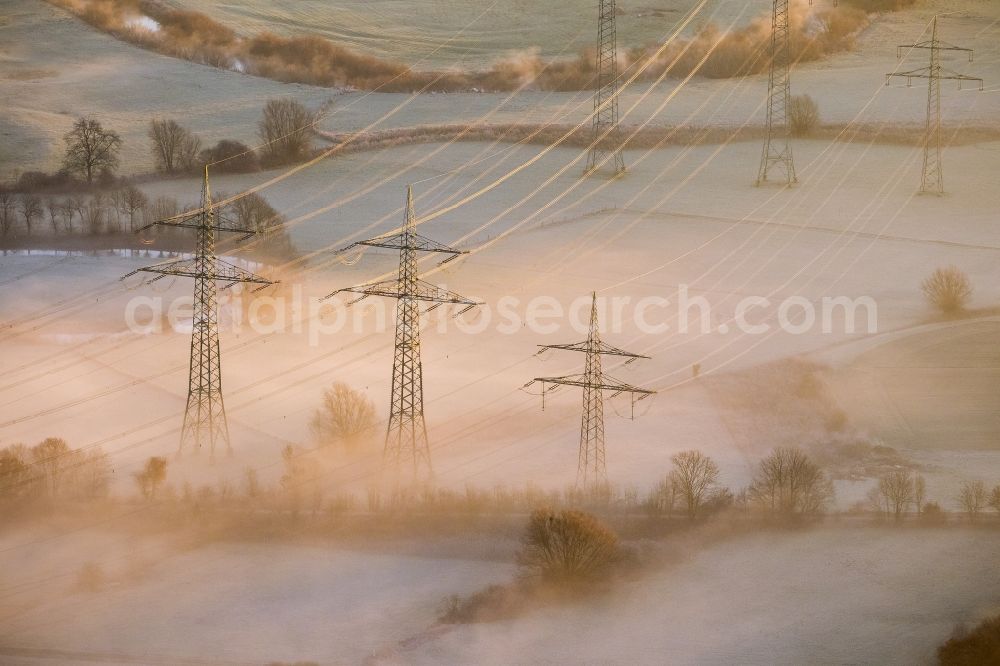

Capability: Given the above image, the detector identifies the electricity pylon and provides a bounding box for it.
[584,0,626,177]
[756,0,797,186]
[526,293,654,487]
[328,186,479,481]
[887,16,983,195]
[124,168,275,459]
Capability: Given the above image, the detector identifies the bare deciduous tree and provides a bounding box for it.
[789,94,820,136]
[118,185,148,232]
[914,474,926,516]
[877,469,915,520]
[63,117,122,184]
[309,382,377,453]
[45,198,61,233]
[989,485,1000,515]
[30,437,71,498]
[0,189,15,236]
[148,119,201,173]
[957,480,988,519]
[517,508,620,583]
[0,446,37,501]
[645,475,677,516]
[144,195,178,226]
[229,191,293,256]
[669,450,720,520]
[748,447,833,516]
[258,98,316,164]
[133,457,168,500]
[69,194,87,227]
[922,266,972,314]
[84,195,106,235]
[19,195,42,234]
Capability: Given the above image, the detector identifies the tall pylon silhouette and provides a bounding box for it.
[887,16,983,195]
[124,168,275,459]
[328,187,480,481]
[526,293,654,487]
[756,0,797,186]
[584,0,626,177]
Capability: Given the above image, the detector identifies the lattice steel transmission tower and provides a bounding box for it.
[124,168,274,459]
[584,0,626,176]
[526,293,654,487]
[328,186,480,481]
[887,16,983,195]
[756,0,797,186]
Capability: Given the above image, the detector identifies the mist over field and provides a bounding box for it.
[1,0,999,664]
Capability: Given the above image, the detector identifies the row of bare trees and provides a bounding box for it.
[649,447,834,521]
[869,468,1000,520]
[0,438,111,507]
[148,98,317,176]
[5,98,317,198]
[0,187,174,236]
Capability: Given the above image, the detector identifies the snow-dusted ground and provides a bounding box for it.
[2,0,998,175]
[0,529,516,664]
[2,137,999,499]
[2,526,997,664]
[2,0,1000,663]
[405,527,1000,666]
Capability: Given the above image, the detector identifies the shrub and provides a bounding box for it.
[789,94,819,136]
[438,584,523,624]
[938,614,1000,665]
[921,267,972,315]
[199,139,260,173]
[309,383,377,453]
[517,508,620,583]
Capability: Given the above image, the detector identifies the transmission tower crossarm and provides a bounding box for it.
[538,340,650,360]
[896,41,973,57]
[349,232,467,256]
[328,276,480,306]
[886,68,983,88]
[533,374,655,395]
[126,257,274,286]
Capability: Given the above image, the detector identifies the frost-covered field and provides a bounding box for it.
[2,527,997,664]
[0,530,516,664]
[406,527,1000,665]
[2,0,1000,662]
[167,0,767,68]
[2,137,1000,501]
[2,0,998,174]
